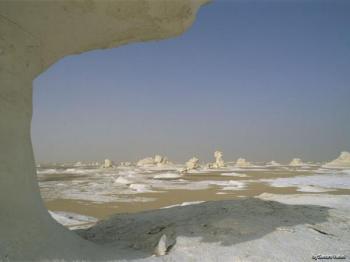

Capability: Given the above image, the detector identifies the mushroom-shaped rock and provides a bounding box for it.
[0,0,207,260]
[323,151,350,169]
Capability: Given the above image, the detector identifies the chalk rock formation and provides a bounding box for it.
[154,155,170,166]
[182,157,200,172]
[100,159,114,169]
[0,1,207,260]
[289,158,305,166]
[324,151,350,169]
[235,158,253,167]
[209,151,225,168]
[137,155,171,167]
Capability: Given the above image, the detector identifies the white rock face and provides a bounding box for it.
[324,151,350,169]
[100,159,114,169]
[289,158,305,166]
[235,158,253,167]
[209,151,225,168]
[0,1,207,260]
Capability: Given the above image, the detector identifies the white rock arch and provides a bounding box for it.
[0,1,207,260]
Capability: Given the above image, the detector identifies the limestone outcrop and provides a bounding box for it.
[323,151,350,169]
[235,158,253,167]
[0,0,207,260]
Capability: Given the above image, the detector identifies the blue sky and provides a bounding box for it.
[32,0,350,163]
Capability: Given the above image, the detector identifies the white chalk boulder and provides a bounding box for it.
[323,151,350,169]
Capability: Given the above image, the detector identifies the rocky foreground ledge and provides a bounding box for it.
[76,193,350,261]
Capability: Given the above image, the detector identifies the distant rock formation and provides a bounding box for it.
[323,151,350,169]
[154,155,170,166]
[266,161,281,167]
[100,159,114,169]
[181,157,200,172]
[208,151,225,168]
[289,158,305,166]
[137,155,171,167]
[235,158,253,168]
